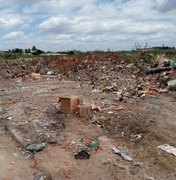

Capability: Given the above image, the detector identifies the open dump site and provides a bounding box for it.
[0,52,176,180]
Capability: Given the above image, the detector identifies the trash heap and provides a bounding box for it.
[52,52,176,97]
[1,52,175,95]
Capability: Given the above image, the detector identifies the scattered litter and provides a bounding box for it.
[121,132,125,138]
[112,146,133,161]
[147,66,175,74]
[131,134,144,139]
[144,176,156,180]
[92,89,101,93]
[90,115,97,124]
[91,104,102,112]
[25,143,45,154]
[170,60,176,68]
[33,174,44,180]
[89,140,100,148]
[7,116,12,120]
[75,150,90,159]
[108,111,114,114]
[157,144,176,156]
[47,70,55,75]
[90,115,104,128]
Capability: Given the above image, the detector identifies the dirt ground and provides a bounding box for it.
[0,77,176,180]
[0,125,35,180]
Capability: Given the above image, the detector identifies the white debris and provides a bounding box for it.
[157,144,176,156]
[112,146,133,162]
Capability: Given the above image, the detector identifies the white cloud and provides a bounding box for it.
[23,0,94,14]
[2,31,26,40]
[39,16,74,33]
[0,0,176,51]
[0,16,24,30]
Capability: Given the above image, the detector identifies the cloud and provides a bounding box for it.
[2,31,26,40]
[0,0,176,51]
[0,16,24,31]
[23,0,94,15]
[155,0,176,13]
[39,16,74,34]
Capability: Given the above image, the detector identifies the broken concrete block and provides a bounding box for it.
[59,96,79,114]
[78,105,92,118]
[167,79,176,91]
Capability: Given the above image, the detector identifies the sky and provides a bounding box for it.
[0,0,176,51]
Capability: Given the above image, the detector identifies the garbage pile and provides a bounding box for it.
[53,52,176,97]
[0,52,176,94]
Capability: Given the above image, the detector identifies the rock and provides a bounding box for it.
[25,143,45,154]
[167,79,176,91]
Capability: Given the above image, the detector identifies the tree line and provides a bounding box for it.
[8,46,44,55]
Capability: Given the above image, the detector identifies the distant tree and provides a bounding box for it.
[32,49,43,55]
[68,50,75,55]
[32,46,37,51]
[25,49,28,53]
[13,48,23,53]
